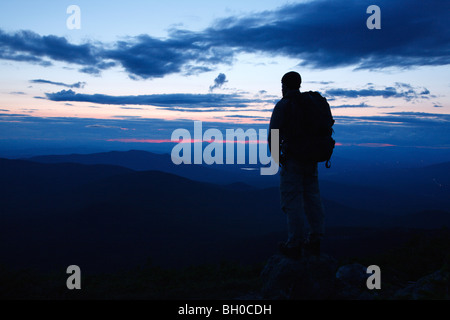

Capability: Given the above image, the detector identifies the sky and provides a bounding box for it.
[0,0,449,159]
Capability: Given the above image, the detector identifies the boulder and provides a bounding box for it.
[260,254,338,300]
[335,263,376,300]
[394,270,450,300]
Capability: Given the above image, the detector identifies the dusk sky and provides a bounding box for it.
[0,0,449,156]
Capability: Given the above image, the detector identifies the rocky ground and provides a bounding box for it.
[259,254,450,300]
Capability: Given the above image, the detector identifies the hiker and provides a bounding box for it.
[268,71,335,259]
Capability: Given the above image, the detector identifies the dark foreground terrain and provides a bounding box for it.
[1,152,449,299]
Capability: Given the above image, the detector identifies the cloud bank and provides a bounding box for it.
[325,84,431,102]
[1,111,449,150]
[44,89,267,110]
[0,0,448,79]
[43,80,431,112]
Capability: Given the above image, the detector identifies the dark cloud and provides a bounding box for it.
[337,112,450,127]
[333,112,450,147]
[331,103,375,109]
[325,84,431,102]
[104,34,232,79]
[221,115,270,122]
[0,29,103,67]
[155,107,230,113]
[111,115,143,119]
[326,88,398,98]
[202,0,450,70]
[44,89,266,109]
[246,109,274,113]
[79,61,116,76]
[0,113,27,117]
[0,0,448,78]
[85,124,131,130]
[306,81,335,85]
[86,124,118,128]
[30,79,86,89]
[20,109,36,114]
[120,107,145,110]
[386,112,450,124]
[79,66,102,75]
[10,91,26,95]
[224,115,268,119]
[209,73,228,92]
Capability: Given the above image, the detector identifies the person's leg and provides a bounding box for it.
[280,158,306,248]
[302,162,325,243]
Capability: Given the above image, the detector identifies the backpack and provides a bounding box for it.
[283,91,335,168]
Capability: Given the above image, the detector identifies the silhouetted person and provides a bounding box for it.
[269,71,332,259]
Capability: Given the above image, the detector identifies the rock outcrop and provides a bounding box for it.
[335,263,377,300]
[260,255,384,299]
[394,270,450,300]
[260,254,338,299]
[260,253,449,300]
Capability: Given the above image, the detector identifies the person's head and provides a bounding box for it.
[281,71,302,96]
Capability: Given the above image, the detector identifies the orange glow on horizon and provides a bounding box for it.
[106,140,395,147]
[107,138,267,144]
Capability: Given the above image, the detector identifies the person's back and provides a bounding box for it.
[269,71,326,259]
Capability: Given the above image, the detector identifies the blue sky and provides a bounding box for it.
[0,0,449,157]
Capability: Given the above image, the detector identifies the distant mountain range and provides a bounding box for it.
[25,149,450,214]
[0,150,448,273]
[25,150,278,188]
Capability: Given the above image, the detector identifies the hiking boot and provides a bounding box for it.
[304,234,322,256]
[278,242,302,260]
